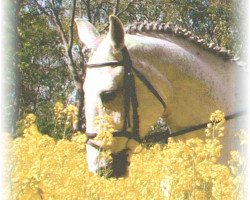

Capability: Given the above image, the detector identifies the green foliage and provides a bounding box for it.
[17,102,78,140]
[143,0,244,55]
[17,3,74,135]
[142,118,170,147]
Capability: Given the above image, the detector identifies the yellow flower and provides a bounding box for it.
[94,114,115,149]
[209,110,225,122]
[205,110,225,139]
[71,132,88,150]
[25,114,36,123]
[9,110,245,199]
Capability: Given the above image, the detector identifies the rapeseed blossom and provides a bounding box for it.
[94,114,115,148]
[52,102,78,139]
[8,109,247,199]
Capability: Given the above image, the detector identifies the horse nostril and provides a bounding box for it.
[85,132,97,139]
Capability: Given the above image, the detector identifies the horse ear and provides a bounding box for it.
[74,18,100,49]
[108,15,125,51]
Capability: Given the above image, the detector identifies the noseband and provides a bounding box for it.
[85,47,247,145]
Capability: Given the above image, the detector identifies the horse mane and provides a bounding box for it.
[125,21,234,61]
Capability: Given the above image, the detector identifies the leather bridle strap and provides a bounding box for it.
[121,47,140,141]
[121,48,166,110]
[172,110,247,137]
[86,61,123,68]
[143,109,247,143]
[118,47,166,142]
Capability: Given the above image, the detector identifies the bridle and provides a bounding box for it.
[85,47,167,145]
[84,46,247,145]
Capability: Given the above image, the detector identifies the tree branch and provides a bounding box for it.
[50,0,56,10]
[85,0,92,22]
[50,9,69,49]
[34,0,68,49]
[99,0,134,32]
[100,1,135,32]
[80,0,84,18]
[34,0,80,86]
[68,0,76,50]
[113,0,120,15]
[33,0,53,18]
[116,0,134,17]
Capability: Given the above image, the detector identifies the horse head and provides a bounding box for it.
[75,16,164,175]
[76,16,126,136]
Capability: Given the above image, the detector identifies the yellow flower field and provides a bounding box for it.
[6,108,247,199]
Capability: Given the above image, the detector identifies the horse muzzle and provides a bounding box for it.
[85,132,129,177]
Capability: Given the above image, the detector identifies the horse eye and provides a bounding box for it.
[100,90,117,102]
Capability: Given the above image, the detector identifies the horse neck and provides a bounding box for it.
[125,34,242,131]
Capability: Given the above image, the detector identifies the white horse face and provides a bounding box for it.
[76,16,126,136]
[83,61,125,134]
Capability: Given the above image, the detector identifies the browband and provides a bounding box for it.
[86,61,123,68]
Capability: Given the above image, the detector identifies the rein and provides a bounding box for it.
[85,47,247,144]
